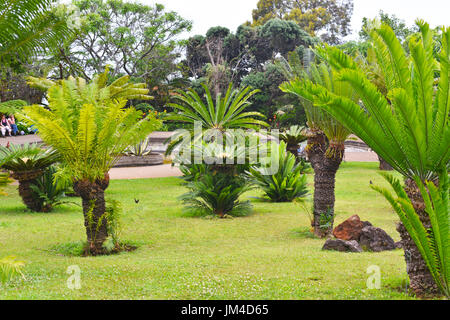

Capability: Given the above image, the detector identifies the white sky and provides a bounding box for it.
[142,0,450,39]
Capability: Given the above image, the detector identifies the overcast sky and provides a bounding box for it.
[143,0,449,39]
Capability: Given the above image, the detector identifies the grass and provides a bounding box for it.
[0,162,415,299]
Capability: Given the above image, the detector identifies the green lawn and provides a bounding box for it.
[0,162,414,299]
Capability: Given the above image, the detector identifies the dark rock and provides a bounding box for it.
[359,226,396,252]
[395,241,402,249]
[362,221,373,228]
[333,215,364,241]
[322,239,363,253]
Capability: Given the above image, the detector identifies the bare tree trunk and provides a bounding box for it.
[73,174,110,255]
[397,178,439,296]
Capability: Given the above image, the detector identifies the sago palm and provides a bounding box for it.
[286,21,449,296]
[249,141,308,202]
[276,125,307,158]
[165,83,268,155]
[0,144,59,211]
[21,69,161,255]
[280,60,356,237]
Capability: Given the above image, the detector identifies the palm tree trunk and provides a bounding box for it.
[73,174,110,255]
[378,155,393,171]
[11,170,43,212]
[312,149,343,237]
[307,132,340,238]
[397,178,439,296]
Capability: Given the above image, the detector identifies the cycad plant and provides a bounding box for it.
[285,21,449,296]
[276,125,307,158]
[373,171,449,298]
[29,166,73,213]
[165,83,268,155]
[249,141,308,202]
[280,59,357,237]
[22,69,161,255]
[0,144,59,212]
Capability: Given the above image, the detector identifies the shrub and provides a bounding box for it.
[180,167,252,218]
[29,166,73,212]
[249,141,308,202]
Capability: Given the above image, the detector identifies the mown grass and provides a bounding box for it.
[0,162,415,299]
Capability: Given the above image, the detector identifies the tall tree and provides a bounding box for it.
[251,0,354,44]
[56,0,191,82]
[0,0,74,68]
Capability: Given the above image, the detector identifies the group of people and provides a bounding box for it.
[0,114,19,137]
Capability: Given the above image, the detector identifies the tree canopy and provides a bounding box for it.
[251,0,354,44]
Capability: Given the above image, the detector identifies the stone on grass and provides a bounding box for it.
[332,215,364,241]
[359,226,396,252]
[322,239,363,253]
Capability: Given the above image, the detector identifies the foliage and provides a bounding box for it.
[125,138,152,156]
[360,11,419,44]
[0,256,25,284]
[290,21,449,181]
[0,0,74,67]
[0,144,59,173]
[105,199,123,248]
[0,172,12,196]
[178,163,209,183]
[165,83,268,155]
[0,100,28,117]
[251,0,354,44]
[277,125,308,148]
[53,0,191,82]
[280,58,355,156]
[22,68,162,182]
[29,166,73,213]
[372,171,449,298]
[249,142,308,202]
[184,19,317,97]
[180,169,253,218]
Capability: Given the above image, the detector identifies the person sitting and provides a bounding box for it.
[7,115,19,136]
[0,114,12,137]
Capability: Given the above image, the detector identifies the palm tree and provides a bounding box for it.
[285,22,449,296]
[0,0,72,65]
[165,83,268,155]
[280,60,356,237]
[22,69,161,255]
[0,144,59,211]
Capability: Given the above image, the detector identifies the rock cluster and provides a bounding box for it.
[322,215,398,253]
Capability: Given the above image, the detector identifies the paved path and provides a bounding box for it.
[2,134,379,180]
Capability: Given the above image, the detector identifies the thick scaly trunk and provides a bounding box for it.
[11,170,43,212]
[307,132,343,238]
[397,178,439,296]
[312,145,344,238]
[378,155,393,171]
[73,174,110,255]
